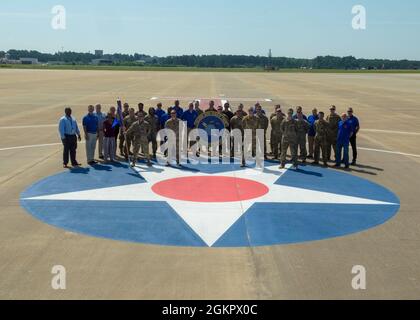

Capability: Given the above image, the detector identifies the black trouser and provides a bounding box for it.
[350,134,357,162]
[62,134,77,165]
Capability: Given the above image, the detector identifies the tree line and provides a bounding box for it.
[2,50,419,70]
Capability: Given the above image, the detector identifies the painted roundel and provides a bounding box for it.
[21,161,400,247]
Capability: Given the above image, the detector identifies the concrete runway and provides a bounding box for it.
[0,69,419,299]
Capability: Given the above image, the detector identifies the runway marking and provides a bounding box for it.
[0,141,85,152]
[2,141,419,160]
[0,143,62,152]
[363,129,420,136]
[0,124,57,130]
[359,147,420,158]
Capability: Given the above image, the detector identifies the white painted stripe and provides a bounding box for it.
[359,147,420,158]
[363,129,420,136]
[0,143,62,152]
[0,141,86,152]
[0,124,57,130]
[264,98,273,102]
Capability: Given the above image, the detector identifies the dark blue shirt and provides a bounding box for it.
[160,113,170,127]
[155,108,166,122]
[347,116,360,135]
[82,113,99,134]
[307,114,319,137]
[182,110,199,129]
[173,106,184,119]
[337,120,352,145]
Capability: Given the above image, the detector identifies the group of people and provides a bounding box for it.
[58,99,360,170]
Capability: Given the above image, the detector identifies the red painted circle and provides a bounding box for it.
[152,176,269,203]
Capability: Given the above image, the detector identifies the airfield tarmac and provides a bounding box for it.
[0,69,419,299]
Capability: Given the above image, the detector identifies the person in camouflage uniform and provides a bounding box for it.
[122,108,137,160]
[145,107,160,159]
[242,108,259,159]
[230,109,245,158]
[255,104,269,159]
[296,112,310,163]
[125,113,152,167]
[270,108,284,160]
[165,109,181,166]
[280,109,299,169]
[118,103,130,156]
[326,105,341,162]
[313,111,329,166]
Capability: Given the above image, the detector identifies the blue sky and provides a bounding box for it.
[1,0,419,59]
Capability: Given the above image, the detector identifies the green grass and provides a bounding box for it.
[1,64,419,73]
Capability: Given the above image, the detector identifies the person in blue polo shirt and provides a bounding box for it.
[307,108,319,159]
[347,107,360,165]
[173,100,184,119]
[155,102,166,130]
[335,113,353,169]
[182,103,198,130]
[182,103,199,150]
[82,105,99,165]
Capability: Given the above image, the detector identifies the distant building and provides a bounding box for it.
[47,61,66,65]
[92,58,113,65]
[95,50,104,57]
[20,58,39,65]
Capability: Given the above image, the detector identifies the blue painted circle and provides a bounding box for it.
[197,115,226,142]
[20,162,400,248]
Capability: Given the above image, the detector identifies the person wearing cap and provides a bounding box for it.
[118,103,130,156]
[313,111,329,167]
[255,104,269,159]
[242,107,259,161]
[347,107,360,165]
[270,108,285,160]
[280,109,299,169]
[326,105,341,162]
[165,109,181,166]
[145,107,160,159]
[335,113,353,169]
[307,108,319,159]
[296,111,310,163]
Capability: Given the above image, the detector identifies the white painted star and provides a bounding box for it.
[24,162,397,247]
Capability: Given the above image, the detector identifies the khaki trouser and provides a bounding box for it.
[327,135,337,161]
[314,138,328,163]
[297,134,307,160]
[271,134,282,159]
[85,133,97,162]
[149,133,158,156]
[281,140,298,166]
[308,135,315,157]
[133,140,150,162]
